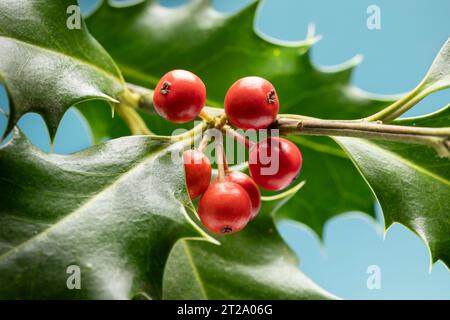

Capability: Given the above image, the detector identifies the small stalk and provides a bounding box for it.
[364,85,424,122]
[198,132,211,152]
[142,122,208,143]
[171,122,208,143]
[119,87,141,109]
[115,104,152,135]
[214,114,228,129]
[223,125,256,149]
[126,83,155,111]
[214,135,226,181]
[199,110,215,123]
[223,146,229,173]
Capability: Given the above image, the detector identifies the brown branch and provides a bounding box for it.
[276,118,450,158]
[124,82,450,158]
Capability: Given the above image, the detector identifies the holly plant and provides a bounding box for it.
[0,0,449,300]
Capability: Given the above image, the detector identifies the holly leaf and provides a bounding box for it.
[0,0,125,139]
[85,0,389,236]
[163,182,336,299]
[335,106,450,267]
[0,130,333,299]
[417,38,450,97]
[365,38,450,122]
[0,129,209,299]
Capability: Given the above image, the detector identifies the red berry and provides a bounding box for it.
[218,171,261,219]
[198,181,252,235]
[249,137,302,191]
[183,149,211,200]
[224,76,279,130]
[153,69,206,123]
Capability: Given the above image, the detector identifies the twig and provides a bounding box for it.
[126,83,154,112]
[223,125,255,149]
[364,86,425,122]
[276,118,450,158]
[123,82,450,158]
[115,104,152,135]
[198,131,211,152]
[214,134,226,181]
[199,110,215,123]
[277,118,450,136]
[171,122,208,143]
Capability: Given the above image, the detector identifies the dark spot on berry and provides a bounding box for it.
[267,89,276,104]
[161,81,171,95]
[221,226,233,234]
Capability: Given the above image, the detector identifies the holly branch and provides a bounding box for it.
[117,83,450,159]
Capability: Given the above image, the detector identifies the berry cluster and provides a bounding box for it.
[154,70,302,235]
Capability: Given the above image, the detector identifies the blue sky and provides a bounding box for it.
[1,0,449,299]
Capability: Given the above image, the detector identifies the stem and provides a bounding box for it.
[276,118,450,158]
[141,122,208,145]
[277,114,317,121]
[123,81,450,158]
[115,104,152,135]
[364,85,425,122]
[261,180,306,202]
[214,114,228,129]
[126,83,155,112]
[198,132,211,152]
[277,118,450,136]
[223,125,255,149]
[223,146,229,173]
[374,92,427,122]
[199,110,215,123]
[214,135,226,181]
[171,122,208,143]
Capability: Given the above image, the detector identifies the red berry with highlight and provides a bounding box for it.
[154,69,206,123]
[198,181,252,235]
[219,171,261,219]
[183,149,211,200]
[224,76,279,130]
[249,137,302,191]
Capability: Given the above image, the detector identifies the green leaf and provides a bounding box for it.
[335,106,450,267]
[86,0,390,235]
[0,0,125,139]
[0,132,332,299]
[366,38,450,122]
[417,38,450,96]
[0,130,208,299]
[163,182,336,299]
